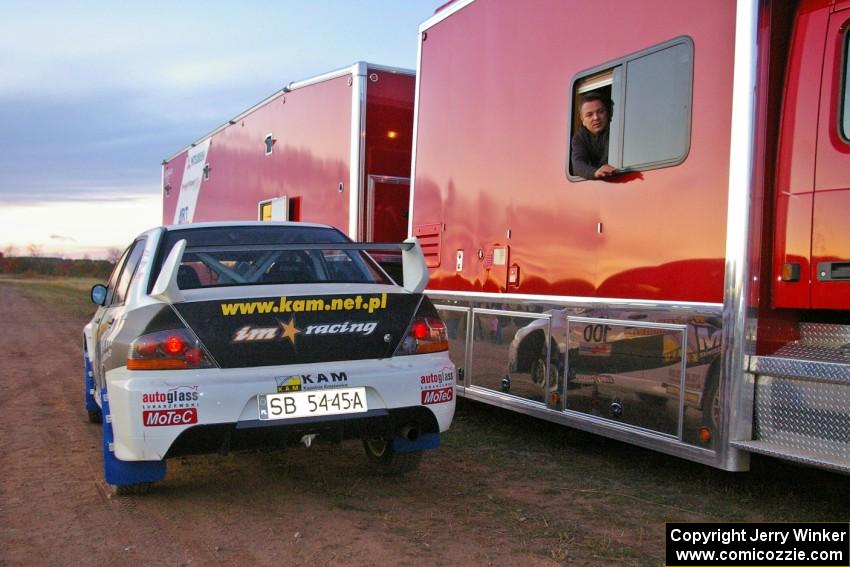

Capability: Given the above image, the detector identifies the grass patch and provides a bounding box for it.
[0,275,100,319]
[442,398,850,564]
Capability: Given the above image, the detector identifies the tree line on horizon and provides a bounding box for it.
[0,251,115,279]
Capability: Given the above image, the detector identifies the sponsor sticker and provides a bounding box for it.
[142,385,200,426]
[275,372,349,392]
[219,293,388,317]
[232,319,375,344]
[420,367,455,389]
[144,408,198,427]
[422,387,453,405]
[420,367,455,405]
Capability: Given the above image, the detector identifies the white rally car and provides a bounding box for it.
[83,222,455,493]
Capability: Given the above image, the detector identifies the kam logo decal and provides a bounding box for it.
[275,372,349,392]
[220,293,388,317]
[142,385,200,427]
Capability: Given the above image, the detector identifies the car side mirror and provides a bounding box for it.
[91,284,107,306]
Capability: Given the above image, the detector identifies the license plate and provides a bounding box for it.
[258,387,367,421]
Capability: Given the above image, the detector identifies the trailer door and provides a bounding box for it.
[811,6,850,309]
[365,175,409,242]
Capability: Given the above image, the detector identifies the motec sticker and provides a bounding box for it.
[219,293,388,317]
[422,387,453,405]
[142,385,200,427]
[275,372,349,392]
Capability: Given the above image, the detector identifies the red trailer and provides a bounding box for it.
[411,0,850,472]
[162,62,415,245]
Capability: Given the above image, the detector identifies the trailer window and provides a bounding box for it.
[568,37,693,180]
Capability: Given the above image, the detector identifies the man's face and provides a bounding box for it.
[580,100,609,135]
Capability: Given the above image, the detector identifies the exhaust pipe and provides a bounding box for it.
[398,424,419,442]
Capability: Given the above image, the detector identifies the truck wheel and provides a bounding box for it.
[362,438,422,475]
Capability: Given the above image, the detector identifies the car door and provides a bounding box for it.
[92,238,146,388]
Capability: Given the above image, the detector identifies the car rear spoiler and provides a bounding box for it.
[150,237,429,304]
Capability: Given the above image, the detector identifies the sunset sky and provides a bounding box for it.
[0,1,439,259]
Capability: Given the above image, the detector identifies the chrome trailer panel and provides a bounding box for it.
[431,292,739,470]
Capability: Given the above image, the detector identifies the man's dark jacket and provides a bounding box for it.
[571,126,609,180]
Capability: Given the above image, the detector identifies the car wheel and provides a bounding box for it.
[84,350,102,424]
[112,482,152,496]
[703,379,722,431]
[531,356,546,385]
[362,438,422,475]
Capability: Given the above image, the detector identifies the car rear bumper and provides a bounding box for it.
[104,352,455,461]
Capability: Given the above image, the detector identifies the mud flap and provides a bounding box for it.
[392,432,440,454]
[83,353,98,413]
[101,390,166,486]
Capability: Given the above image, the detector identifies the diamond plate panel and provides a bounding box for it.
[754,375,850,462]
[772,343,850,362]
[751,352,850,384]
[799,323,850,348]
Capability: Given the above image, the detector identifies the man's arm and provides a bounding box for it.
[571,131,616,180]
[570,132,599,180]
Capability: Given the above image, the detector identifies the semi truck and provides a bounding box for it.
[410,0,850,473]
[162,62,415,245]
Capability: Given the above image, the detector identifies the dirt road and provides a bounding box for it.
[1,280,848,567]
[0,283,566,566]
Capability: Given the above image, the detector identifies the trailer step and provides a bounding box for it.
[731,439,850,475]
[798,323,850,349]
[751,348,850,384]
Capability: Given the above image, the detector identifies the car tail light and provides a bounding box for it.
[394,299,449,356]
[127,328,215,371]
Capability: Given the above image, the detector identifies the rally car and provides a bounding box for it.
[83,222,455,493]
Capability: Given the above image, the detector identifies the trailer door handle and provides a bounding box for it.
[817,261,850,281]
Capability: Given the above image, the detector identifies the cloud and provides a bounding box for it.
[49,234,77,242]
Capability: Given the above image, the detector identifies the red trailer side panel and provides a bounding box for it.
[164,75,353,230]
[412,0,736,303]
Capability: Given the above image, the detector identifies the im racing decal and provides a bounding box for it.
[231,319,377,344]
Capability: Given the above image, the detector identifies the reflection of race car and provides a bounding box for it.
[508,308,722,423]
[508,310,565,389]
[83,222,455,493]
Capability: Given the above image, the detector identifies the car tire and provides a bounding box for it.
[531,356,546,385]
[701,362,722,433]
[112,482,152,496]
[702,378,721,431]
[362,438,422,475]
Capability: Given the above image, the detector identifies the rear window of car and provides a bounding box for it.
[149,225,391,290]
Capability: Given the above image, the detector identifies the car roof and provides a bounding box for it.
[163,220,333,231]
